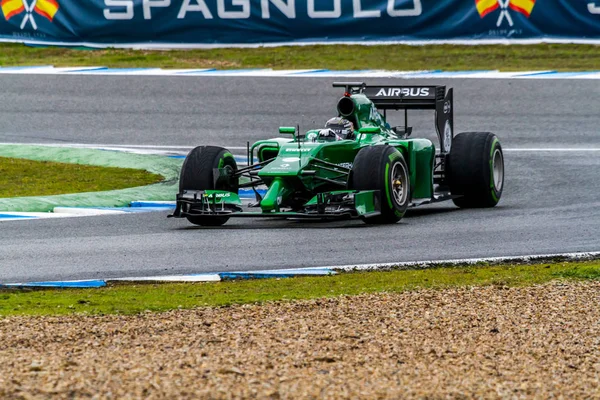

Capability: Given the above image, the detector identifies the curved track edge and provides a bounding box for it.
[3,252,598,288]
[0,144,182,212]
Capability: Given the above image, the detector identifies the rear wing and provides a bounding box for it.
[333,82,454,153]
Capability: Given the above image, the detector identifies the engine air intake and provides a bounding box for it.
[337,96,355,117]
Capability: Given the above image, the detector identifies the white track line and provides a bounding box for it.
[503,148,600,152]
[3,143,600,154]
[0,143,195,149]
[2,66,600,79]
[4,38,600,49]
[0,143,247,151]
[328,251,600,272]
[113,274,222,282]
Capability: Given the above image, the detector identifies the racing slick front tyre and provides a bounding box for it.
[179,145,238,226]
[447,132,504,208]
[349,145,410,225]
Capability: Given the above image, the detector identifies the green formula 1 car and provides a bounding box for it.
[169,82,504,226]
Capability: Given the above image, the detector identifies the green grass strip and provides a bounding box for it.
[0,156,162,198]
[2,260,600,317]
[2,43,600,71]
[0,145,183,212]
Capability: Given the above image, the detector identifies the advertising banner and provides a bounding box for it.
[1,0,600,47]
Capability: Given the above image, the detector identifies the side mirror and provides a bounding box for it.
[359,127,381,134]
[279,127,296,135]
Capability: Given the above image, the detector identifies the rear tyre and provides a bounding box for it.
[447,132,504,208]
[179,146,238,226]
[349,145,410,225]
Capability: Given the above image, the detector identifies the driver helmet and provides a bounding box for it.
[320,117,354,141]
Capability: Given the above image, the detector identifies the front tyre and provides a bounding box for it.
[447,132,504,208]
[179,145,238,226]
[350,145,410,225]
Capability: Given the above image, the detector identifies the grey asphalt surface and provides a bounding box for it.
[1,75,599,283]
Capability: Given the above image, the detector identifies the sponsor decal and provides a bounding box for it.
[282,157,301,162]
[337,162,353,169]
[475,0,535,27]
[375,87,430,97]
[285,148,311,153]
[589,2,600,14]
[1,0,59,29]
[204,192,231,198]
[443,101,451,114]
[103,0,422,21]
[443,120,452,153]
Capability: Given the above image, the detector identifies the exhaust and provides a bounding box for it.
[337,96,355,117]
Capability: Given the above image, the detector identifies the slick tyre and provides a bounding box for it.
[179,146,238,226]
[447,132,504,208]
[350,145,410,225]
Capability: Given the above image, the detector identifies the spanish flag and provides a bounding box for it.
[475,0,499,18]
[34,0,58,21]
[509,0,535,17]
[1,0,24,20]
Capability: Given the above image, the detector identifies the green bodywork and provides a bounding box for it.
[172,90,440,222]
[200,189,380,218]
[248,93,436,213]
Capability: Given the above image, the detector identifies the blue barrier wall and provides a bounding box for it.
[1,0,600,46]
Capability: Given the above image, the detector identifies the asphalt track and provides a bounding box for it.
[1,76,599,283]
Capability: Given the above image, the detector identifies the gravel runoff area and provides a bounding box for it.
[2,282,600,399]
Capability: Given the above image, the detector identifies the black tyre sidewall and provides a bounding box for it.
[179,146,238,193]
[350,145,410,224]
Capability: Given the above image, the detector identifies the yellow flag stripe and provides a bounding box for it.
[34,0,59,20]
[509,0,535,16]
[1,0,24,20]
[476,0,498,17]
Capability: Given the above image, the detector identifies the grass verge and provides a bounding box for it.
[2,260,600,316]
[2,43,600,71]
[0,157,163,197]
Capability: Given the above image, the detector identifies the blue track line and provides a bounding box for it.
[0,214,34,219]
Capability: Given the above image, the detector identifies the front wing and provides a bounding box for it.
[168,190,381,220]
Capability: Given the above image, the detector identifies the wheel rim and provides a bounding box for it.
[492,148,504,191]
[390,162,408,206]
